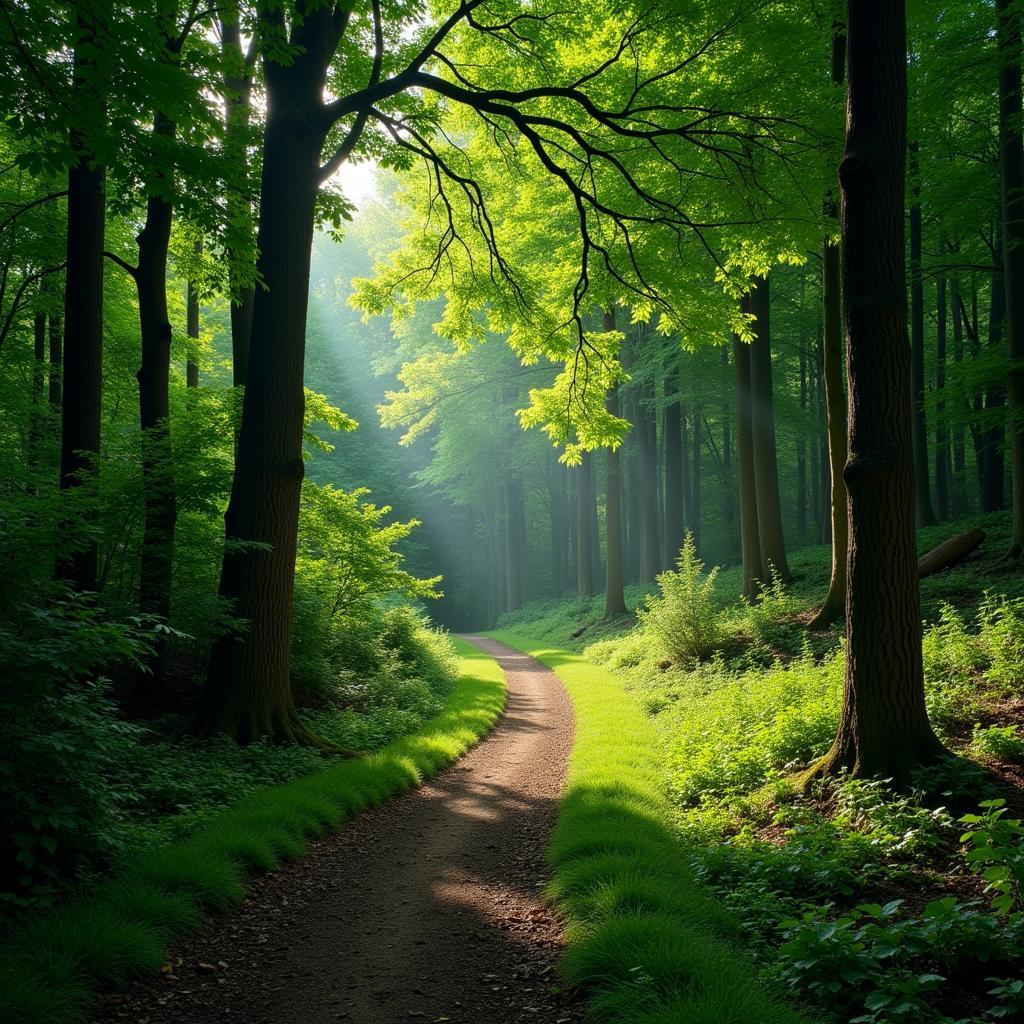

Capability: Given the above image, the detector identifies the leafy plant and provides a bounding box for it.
[960,800,1024,914]
[638,533,722,667]
[972,724,1024,763]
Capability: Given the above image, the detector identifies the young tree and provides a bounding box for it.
[811,0,947,783]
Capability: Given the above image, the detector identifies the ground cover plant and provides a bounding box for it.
[0,640,506,1024]
[498,511,1024,1023]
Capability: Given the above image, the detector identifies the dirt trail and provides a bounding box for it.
[94,637,582,1024]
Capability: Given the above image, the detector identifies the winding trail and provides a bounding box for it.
[94,637,582,1024]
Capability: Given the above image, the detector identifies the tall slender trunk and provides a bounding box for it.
[680,399,692,548]
[187,241,200,389]
[817,334,832,543]
[577,451,595,597]
[135,112,178,658]
[810,26,848,630]
[951,275,967,516]
[749,274,791,580]
[605,314,627,616]
[505,476,525,612]
[28,308,46,465]
[663,363,684,565]
[58,7,107,592]
[549,460,567,596]
[812,0,946,783]
[691,402,702,555]
[635,378,660,579]
[935,276,950,521]
[48,313,63,413]
[720,344,735,549]
[999,0,1024,555]
[797,340,808,543]
[734,311,763,601]
[909,142,938,526]
[983,256,1007,512]
[198,46,329,742]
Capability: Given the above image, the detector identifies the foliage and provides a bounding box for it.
[0,641,506,1024]
[491,632,809,1024]
[637,534,721,667]
[960,800,1024,915]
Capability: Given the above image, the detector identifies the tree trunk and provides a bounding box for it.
[197,54,330,744]
[797,340,808,543]
[58,9,107,592]
[635,379,660,580]
[663,364,685,566]
[982,254,1007,512]
[187,242,200,389]
[748,274,791,580]
[935,276,950,521]
[999,0,1024,556]
[505,476,525,612]
[919,528,986,579]
[691,401,702,555]
[810,26,849,630]
[29,308,46,465]
[734,314,764,601]
[951,275,967,517]
[549,461,567,596]
[909,142,938,527]
[135,114,178,662]
[605,316,627,617]
[811,0,946,784]
[818,335,832,544]
[577,450,595,597]
[48,313,62,413]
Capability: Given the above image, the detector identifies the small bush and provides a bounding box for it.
[638,534,721,668]
[972,724,1024,762]
[742,568,799,650]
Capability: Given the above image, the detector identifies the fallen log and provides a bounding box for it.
[918,528,986,580]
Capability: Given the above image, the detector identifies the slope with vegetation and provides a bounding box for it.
[496,514,1024,1024]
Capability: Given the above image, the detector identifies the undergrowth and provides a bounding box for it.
[0,639,506,1024]
[491,631,810,1024]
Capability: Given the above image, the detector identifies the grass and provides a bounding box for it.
[0,638,506,1024]
[489,630,812,1024]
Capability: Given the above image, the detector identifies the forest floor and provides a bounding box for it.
[90,638,583,1024]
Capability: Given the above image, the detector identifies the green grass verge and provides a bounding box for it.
[489,631,813,1024]
[0,639,506,1024]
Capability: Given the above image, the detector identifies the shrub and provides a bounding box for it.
[638,534,721,667]
[979,595,1024,692]
[972,724,1024,762]
[742,568,799,650]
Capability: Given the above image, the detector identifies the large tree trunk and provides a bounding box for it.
[577,451,595,597]
[604,309,627,617]
[935,276,951,521]
[812,0,946,784]
[733,316,764,601]
[999,0,1024,556]
[810,26,849,631]
[197,51,329,744]
[663,365,685,566]
[909,142,938,527]
[135,114,178,681]
[58,9,107,592]
[748,274,791,580]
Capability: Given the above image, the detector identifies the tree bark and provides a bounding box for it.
[935,276,950,521]
[605,317,627,617]
[918,528,985,579]
[135,112,178,662]
[691,401,702,555]
[909,142,938,527]
[635,377,660,580]
[811,0,946,784]
[29,308,46,465]
[982,252,1007,512]
[998,0,1024,556]
[951,275,967,517]
[549,460,567,596]
[748,274,791,580]
[198,33,332,744]
[58,7,107,592]
[733,314,764,601]
[187,242,200,389]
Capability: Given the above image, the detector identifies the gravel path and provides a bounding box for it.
[94,637,582,1024]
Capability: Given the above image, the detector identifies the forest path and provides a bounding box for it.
[94,637,582,1024]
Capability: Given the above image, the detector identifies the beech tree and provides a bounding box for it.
[811,0,947,783]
